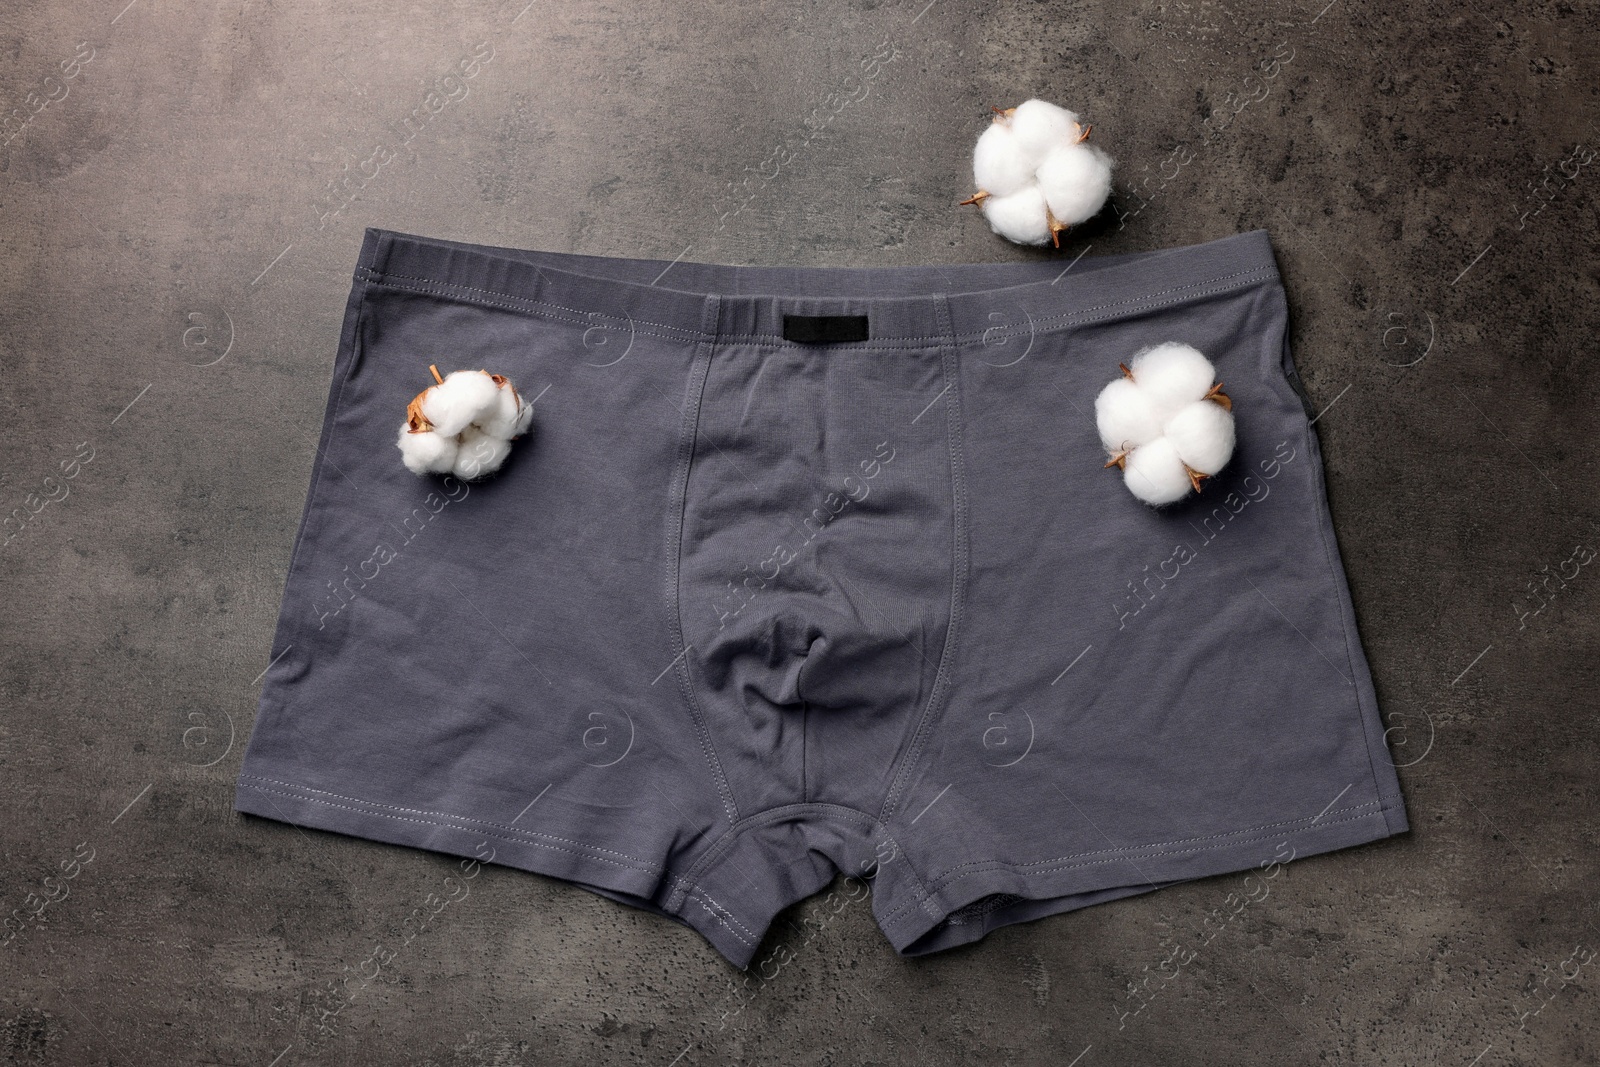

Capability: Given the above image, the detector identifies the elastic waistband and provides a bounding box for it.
[354,227,1282,350]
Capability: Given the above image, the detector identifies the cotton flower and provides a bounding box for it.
[1094,343,1235,506]
[397,366,533,480]
[960,99,1115,248]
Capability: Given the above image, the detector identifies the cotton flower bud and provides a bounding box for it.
[397,365,534,481]
[961,98,1115,248]
[1094,343,1235,506]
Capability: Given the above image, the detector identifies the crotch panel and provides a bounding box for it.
[689,580,954,814]
[677,335,961,814]
[667,804,898,968]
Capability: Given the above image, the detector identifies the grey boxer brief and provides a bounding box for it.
[234,226,1410,968]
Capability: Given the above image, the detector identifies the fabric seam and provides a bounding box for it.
[308,273,370,572]
[672,880,761,947]
[911,794,1393,884]
[357,268,1279,349]
[237,777,662,870]
[1303,414,1397,833]
[364,265,1272,335]
[669,298,741,825]
[667,802,940,922]
[878,797,1404,930]
[878,295,968,821]
[236,777,757,948]
[262,269,370,689]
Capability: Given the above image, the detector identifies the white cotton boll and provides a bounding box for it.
[478,381,530,440]
[1036,142,1115,226]
[1008,99,1082,166]
[973,124,1035,198]
[396,425,459,475]
[963,98,1113,249]
[1094,376,1164,452]
[452,426,513,481]
[1121,437,1194,506]
[399,367,536,481]
[1128,343,1216,417]
[420,370,500,437]
[1093,341,1236,506]
[1165,399,1236,475]
[982,186,1054,245]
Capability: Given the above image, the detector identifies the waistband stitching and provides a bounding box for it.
[358,265,1280,348]
[948,266,1280,343]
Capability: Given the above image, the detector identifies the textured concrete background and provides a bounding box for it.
[2,0,1597,1063]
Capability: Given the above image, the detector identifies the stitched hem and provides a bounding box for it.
[232,775,761,967]
[877,795,1407,931]
[362,270,709,345]
[878,794,1408,955]
[237,774,669,871]
[658,800,943,968]
[953,266,1279,342]
[357,267,1281,350]
[671,801,920,894]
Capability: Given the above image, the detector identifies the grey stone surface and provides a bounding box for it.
[1,0,1596,1063]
